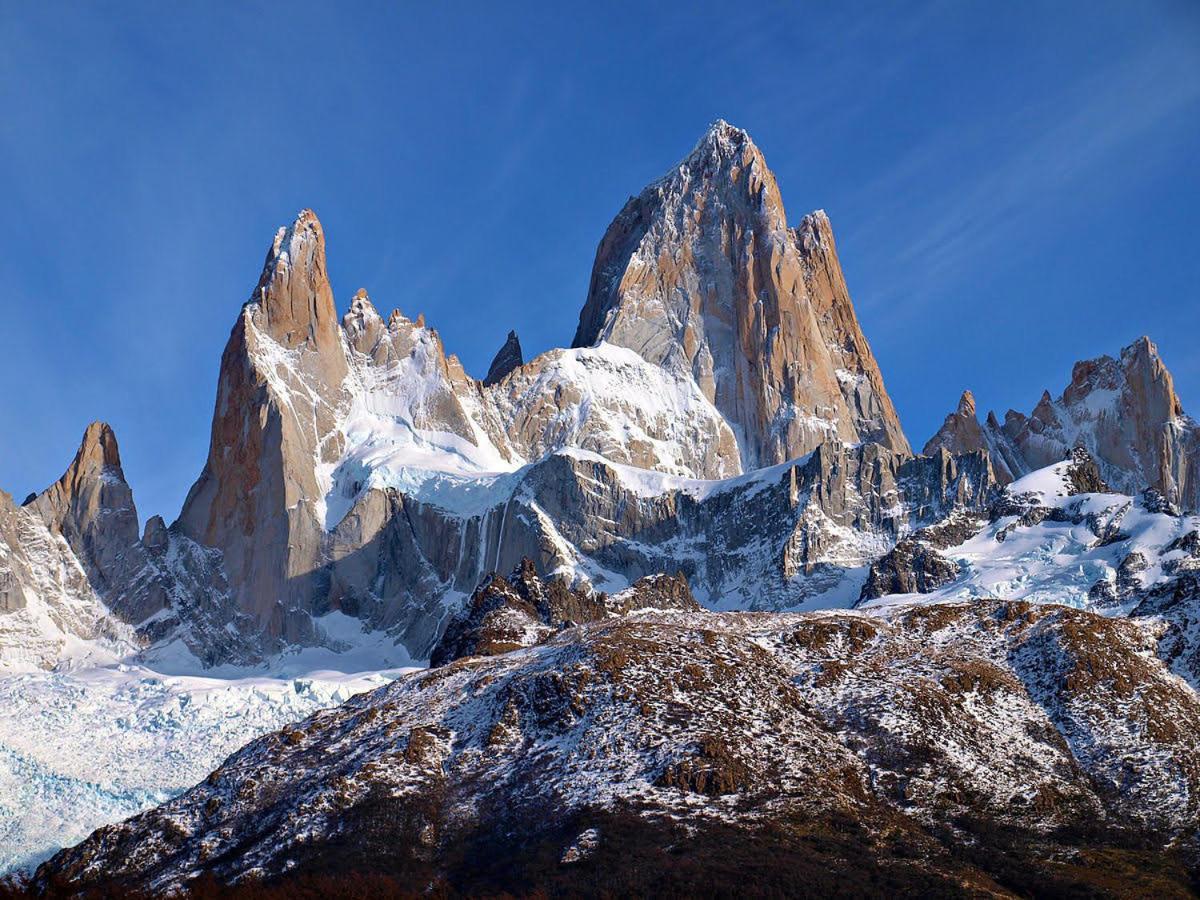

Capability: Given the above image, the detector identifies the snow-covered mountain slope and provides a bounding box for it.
[926,336,1200,510]
[34,578,1200,896]
[0,664,401,875]
[300,439,999,661]
[858,451,1200,686]
[862,454,1198,610]
[0,488,137,673]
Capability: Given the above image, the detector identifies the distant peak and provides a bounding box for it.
[957,390,977,416]
[26,421,129,511]
[484,329,524,386]
[348,288,378,316]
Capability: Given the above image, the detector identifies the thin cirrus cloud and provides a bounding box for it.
[847,34,1200,319]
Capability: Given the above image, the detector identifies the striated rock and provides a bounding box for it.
[572,121,909,468]
[310,440,999,660]
[483,330,523,386]
[927,337,1200,509]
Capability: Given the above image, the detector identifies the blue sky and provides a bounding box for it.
[2,1,1198,521]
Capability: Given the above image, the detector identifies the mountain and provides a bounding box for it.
[175,210,350,648]
[4,119,1200,888]
[109,122,933,665]
[2,123,1195,679]
[483,329,523,386]
[925,337,1200,510]
[6,124,1197,675]
[573,121,909,467]
[35,567,1200,896]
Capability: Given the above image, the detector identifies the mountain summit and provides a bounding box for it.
[573,120,909,467]
[2,122,1195,676]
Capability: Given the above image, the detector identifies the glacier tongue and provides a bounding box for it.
[0,662,408,875]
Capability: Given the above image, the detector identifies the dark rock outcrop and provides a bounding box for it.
[859,540,960,601]
[430,559,699,666]
[483,330,523,386]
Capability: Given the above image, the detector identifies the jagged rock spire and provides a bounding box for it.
[251,209,343,358]
[178,210,351,641]
[924,391,984,454]
[572,120,909,467]
[924,337,1199,509]
[483,330,523,386]
[26,422,140,594]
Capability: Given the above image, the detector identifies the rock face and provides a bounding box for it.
[572,121,910,468]
[38,601,1200,896]
[151,129,936,664]
[927,337,1200,510]
[176,210,350,645]
[483,330,523,386]
[25,423,141,599]
[0,485,133,670]
[0,423,263,671]
[922,390,1014,480]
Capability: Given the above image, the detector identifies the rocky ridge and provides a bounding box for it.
[33,571,1200,896]
[0,424,259,671]
[926,337,1200,510]
[1,121,1196,677]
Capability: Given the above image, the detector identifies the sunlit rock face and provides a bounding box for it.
[573,120,910,468]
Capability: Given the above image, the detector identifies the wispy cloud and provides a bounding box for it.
[843,29,1200,320]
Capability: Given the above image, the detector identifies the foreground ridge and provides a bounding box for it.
[32,571,1200,895]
